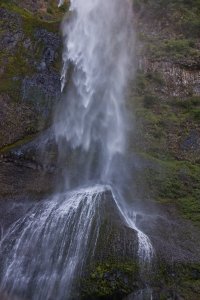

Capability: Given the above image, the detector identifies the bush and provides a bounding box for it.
[143,95,158,108]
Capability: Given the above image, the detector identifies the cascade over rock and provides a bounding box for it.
[0,0,154,299]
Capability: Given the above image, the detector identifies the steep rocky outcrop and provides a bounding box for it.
[0,1,63,149]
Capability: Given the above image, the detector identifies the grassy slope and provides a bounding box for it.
[130,0,200,226]
[127,2,200,297]
[134,0,200,65]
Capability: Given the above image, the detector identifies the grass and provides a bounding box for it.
[0,134,37,154]
[145,38,200,62]
[134,0,200,63]
[138,152,200,225]
[129,68,200,225]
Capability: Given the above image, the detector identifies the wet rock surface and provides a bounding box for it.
[0,3,61,149]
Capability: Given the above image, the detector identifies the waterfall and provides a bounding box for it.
[0,0,154,299]
[55,0,153,263]
[0,186,106,299]
[55,0,134,185]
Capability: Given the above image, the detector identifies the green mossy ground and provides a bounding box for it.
[81,261,139,299]
[0,134,37,154]
[0,0,64,148]
[0,1,61,98]
[129,68,200,226]
[1,0,69,22]
[133,0,200,65]
[152,262,200,300]
[140,155,200,224]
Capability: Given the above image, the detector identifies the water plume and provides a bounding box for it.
[55,0,134,186]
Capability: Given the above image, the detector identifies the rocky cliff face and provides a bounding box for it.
[0,1,63,150]
[130,0,200,220]
[128,2,200,298]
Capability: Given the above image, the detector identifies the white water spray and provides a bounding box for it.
[55,0,134,182]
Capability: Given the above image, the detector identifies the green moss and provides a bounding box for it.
[0,134,37,154]
[145,38,200,61]
[152,262,200,299]
[143,95,159,108]
[0,78,21,101]
[170,96,200,110]
[137,153,200,225]
[133,0,200,25]
[191,109,200,121]
[0,1,62,103]
[136,0,200,62]
[45,0,69,19]
[0,45,34,101]
[132,71,164,96]
[0,0,61,37]
[81,260,139,299]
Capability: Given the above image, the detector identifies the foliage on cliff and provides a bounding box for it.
[0,0,65,148]
[130,0,200,228]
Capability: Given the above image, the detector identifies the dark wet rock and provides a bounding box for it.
[21,70,61,116]
[181,129,200,152]
[0,5,62,149]
[0,161,55,200]
[0,8,23,53]
[79,190,140,299]
[0,95,37,148]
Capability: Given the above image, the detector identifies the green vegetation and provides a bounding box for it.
[81,261,139,299]
[153,262,200,299]
[0,0,64,147]
[146,39,200,61]
[134,0,200,63]
[0,0,61,100]
[1,0,69,22]
[129,65,200,225]
[0,134,37,154]
[140,155,200,224]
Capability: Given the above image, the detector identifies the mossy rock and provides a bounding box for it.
[81,260,139,299]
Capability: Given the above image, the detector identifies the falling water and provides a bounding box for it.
[55,0,153,262]
[0,0,153,299]
[55,0,134,185]
[0,186,107,299]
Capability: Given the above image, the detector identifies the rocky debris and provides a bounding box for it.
[139,58,200,97]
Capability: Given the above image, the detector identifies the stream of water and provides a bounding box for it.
[0,0,153,299]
